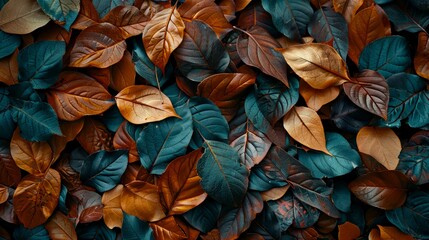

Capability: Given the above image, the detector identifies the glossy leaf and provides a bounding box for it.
[122,212,154,240]
[299,81,339,111]
[415,32,429,80]
[381,1,429,33]
[0,141,20,187]
[149,216,188,240]
[102,5,149,39]
[37,0,80,30]
[0,31,20,59]
[45,211,78,240]
[102,184,123,229]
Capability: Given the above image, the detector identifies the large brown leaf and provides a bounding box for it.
[0,0,50,34]
[0,49,18,86]
[158,149,207,216]
[47,71,115,121]
[149,216,188,240]
[102,184,123,229]
[0,142,21,187]
[109,51,136,92]
[46,211,78,240]
[69,23,127,68]
[143,6,184,73]
[356,127,401,170]
[102,5,149,39]
[115,85,179,124]
[333,0,364,23]
[13,169,61,228]
[299,81,340,111]
[415,32,429,80]
[237,25,289,87]
[343,70,389,120]
[281,43,350,89]
[349,171,409,210]
[283,106,330,155]
[71,0,99,30]
[76,118,113,154]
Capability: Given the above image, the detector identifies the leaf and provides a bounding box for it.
[45,211,78,240]
[197,73,256,120]
[356,127,401,170]
[183,198,222,233]
[113,122,139,163]
[0,0,50,34]
[348,4,391,64]
[0,30,20,59]
[283,106,329,154]
[299,132,360,178]
[0,141,21,187]
[0,185,7,204]
[80,150,128,192]
[343,69,389,119]
[236,25,289,87]
[333,0,363,23]
[72,190,103,224]
[349,170,409,210]
[76,221,116,240]
[359,36,411,79]
[174,20,230,82]
[76,118,113,154]
[378,225,414,240]
[281,43,350,89]
[197,140,249,207]
[92,0,134,18]
[109,50,136,92]
[143,6,184,73]
[47,71,115,121]
[72,0,99,30]
[13,168,61,228]
[37,0,80,30]
[415,32,429,80]
[218,191,264,240]
[381,1,429,33]
[249,204,281,239]
[0,49,18,86]
[69,22,127,68]
[338,222,361,240]
[115,85,179,125]
[102,5,149,39]
[102,184,123,229]
[158,148,207,215]
[122,212,154,240]
[12,225,49,240]
[49,120,84,163]
[299,81,340,111]
[149,216,187,240]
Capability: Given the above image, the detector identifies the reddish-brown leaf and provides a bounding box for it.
[49,119,84,162]
[235,0,252,11]
[72,0,99,30]
[109,51,136,92]
[84,67,111,89]
[46,211,78,240]
[0,143,20,187]
[37,22,71,44]
[219,0,236,21]
[102,184,124,229]
[333,0,364,23]
[72,189,103,224]
[378,225,414,240]
[113,122,139,163]
[54,155,84,193]
[237,3,274,33]
[13,169,61,228]
[136,0,164,18]
[0,49,18,86]
[76,118,113,154]
[299,81,340,111]
[102,5,149,39]
[201,229,221,240]
[415,32,429,80]
[149,216,188,240]
[0,187,17,224]
[338,221,361,240]
[261,185,290,201]
[288,228,319,240]
[69,23,127,68]
[0,185,8,204]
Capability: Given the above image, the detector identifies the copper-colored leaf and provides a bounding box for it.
[69,23,127,68]
[0,143,21,187]
[289,227,319,240]
[338,221,360,240]
[37,22,71,43]
[0,49,18,86]
[333,0,364,23]
[49,119,84,162]
[72,189,103,224]
[13,169,61,228]
[343,69,389,119]
[143,6,184,73]
[237,25,289,87]
[158,149,207,216]
[84,67,111,89]
[115,85,179,124]
[235,0,252,11]
[102,6,149,39]
[356,127,401,170]
[109,51,136,92]
[46,211,78,240]
[54,155,83,193]
[197,73,256,121]
[0,185,8,204]
[0,0,50,34]
[72,0,99,30]
[121,181,166,222]
[47,71,114,121]
[76,118,113,154]
[261,185,290,201]
[281,43,350,89]
[150,216,188,240]
[10,129,53,174]
[283,106,330,154]
[378,225,414,240]
[219,0,236,21]
[415,32,429,80]
[102,184,124,229]
[348,5,391,64]
[113,122,139,163]
[369,228,381,240]
[299,81,340,111]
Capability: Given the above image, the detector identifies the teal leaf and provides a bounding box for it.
[261,0,313,41]
[122,213,154,240]
[101,105,124,132]
[197,140,249,207]
[332,181,352,213]
[0,31,20,59]
[164,83,189,109]
[37,0,80,30]
[358,36,411,79]
[0,110,15,140]
[18,41,66,89]
[381,1,429,33]
[58,185,68,214]
[13,225,49,240]
[183,198,223,233]
[0,0,7,9]
[298,132,361,178]
[308,7,348,60]
[80,150,128,192]
[8,82,41,102]
[409,0,429,11]
[92,0,134,18]
[0,88,9,112]
[188,97,229,149]
[76,221,116,240]
[248,203,281,239]
[249,165,287,191]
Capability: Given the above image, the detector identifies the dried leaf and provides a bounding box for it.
[109,51,136,92]
[338,221,360,240]
[46,211,78,240]
[102,5,149,39]
[76,118,113,154]
[299,81,340,111]
[333,0,364,23]
[378,225,414,240]
[0,185,8,204]
[149,216,187,240]
[0,49,18,86]
[72,0,100,30]
[0,141,21,187]
[102,184,124,229]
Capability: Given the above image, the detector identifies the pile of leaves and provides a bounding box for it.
[0,0,428,239]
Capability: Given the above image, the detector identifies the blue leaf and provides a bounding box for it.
[381,1,429,33]
[13,225,48,240]
[332,181,352,213]
[76,221,116,240]
[37,0,80,30]
[183,198,223,233]
[70,147,88,173]
[0,31,20,59]
[101,105,124,132]
[248,165,287,191]
[58,185,68,214]
[122,213,154,240]
[92,0,134,18]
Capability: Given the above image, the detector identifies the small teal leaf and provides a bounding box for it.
[0,31,20,59]
[332,181,351,213]
[381,1,429,33]
[0,88,9,112]
[37,0,80,30]
[58,185,68,214]
[76,221,116,240]
[13,225,49,240]
[122,212,154,240]
[183,198,223,233]
[92,0,135,18]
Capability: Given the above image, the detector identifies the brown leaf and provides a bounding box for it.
[46,211,78,240]
[176,218,200,240]
[37,22,71,44]
[316,213,337,234]
[197,73,256,121]
[49,119,85,162]
[333,0,364,23]
[369,228,382,240]
[349,170,409,210]
[0,143,21,187]
[343,69,389,119]
[281,43,350,89]
[54,155,84,193]
[235,0,252,11]
[0,188,17,224]
[261,185,290,201]
[0,49,18,86]
[71,0,100,30]
[289,227,319,240]
[338,221,361,240]
[121,181,166,222]
[219,0,236,21]
[143,6,184,73]
[136,0,164,17]
[13,169,61,228]
[237,25,289,87]
[356,127,401,170]
[0,185,8,204]
[0,0,50,34]
[109,51,136,92]
[84,67,111,89]
[348,5,391,64]
[149,216,188,240]
[72,189,103,224]
[113,122,139,163]
[201,229,221,240]
[115,85,179,124]
[378,225,414,240]
[415,32,429,80]
[69,23,127,68]
[102,5,149,39]
[76,118,113,154]
[299,81,340,111]
[283,106,330,155]
[237,3,274,33]
[158,149,207,216]
[102,184,124,229]
[10,129,53,174]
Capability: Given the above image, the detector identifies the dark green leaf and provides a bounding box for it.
[13,225,49,240]
[37,0,80,30]
[0,88,9,112]
[0,31,20,59]
[76,221,116,240]
[0,110,15,140]
[249,164,287,191]
[8,82,41,102]
[92,0,134,18]
[122,212,154,240]
[101,105,124,132]
[332,181,351,213]
[381,1,429,33]
[248,203,281,240]
[58,185,68,214]
[183,198,223,233]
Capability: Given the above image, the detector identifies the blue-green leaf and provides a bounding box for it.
[331,94,373,133]
[332,181,351,213]
[13,225,49,240]
[18,41,66,89]
[92,0,134,18]
[0,88,9,112]
[358,36,411,79]
[183,198,223,233]
[80,150,128,192]
[76,221,116,240]
[381,1,429,33]
[397,132,429,185]
[248,165,287,191]
[248,203,281,239]
[8,82,41,102]
[0,110,15,140]
[409,0,429,10]
[37,0,80,30]
[261,0,313,41]
[197,140,249,207]
[58,185,68,214]
[0,31,20,59]
[298,132,361,178]
[101,105,124,132]
[164,83,189,109]
[122,212,154,240]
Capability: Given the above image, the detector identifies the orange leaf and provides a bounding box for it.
[113,122,139,163]
[283,106,330,154]
[69,23,127,68]
[143,6,184,73]
[338,221,360,240]
[102,5,149,39]
[71,0,100,30]
[115,85,179,124]
[45,211,78,240]
[0,49,18,86]
[261,185,290,201]
[109,51,136,92]
[0,185,8,204]
[378,225,414,240]
[356,127,401,170]
[219,0,236,21]
[333,0,364,23]
[149,216,188,240]
[102,184,124,229]
[76,118,113,154]
[415,32,429,80]
[235,0,252,11]
[13,169,61,228]
[36,22,71,44]
[369,228,381,240]
[299,81,340,111]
